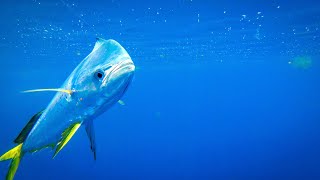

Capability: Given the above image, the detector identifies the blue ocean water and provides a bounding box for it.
[1,0,320,179]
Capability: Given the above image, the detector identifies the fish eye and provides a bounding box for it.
[94,70,104,80]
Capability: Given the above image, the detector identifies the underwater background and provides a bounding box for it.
[1,0,320,179]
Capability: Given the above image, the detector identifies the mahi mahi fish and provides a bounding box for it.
[0,38,135,180]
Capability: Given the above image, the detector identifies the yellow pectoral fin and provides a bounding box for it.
[53,123,81,158]
[0,143,23,180]
[22,88,73,95]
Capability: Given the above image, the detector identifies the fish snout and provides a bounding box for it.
[102,58,134,97]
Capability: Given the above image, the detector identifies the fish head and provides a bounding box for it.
[68,38,135,114]
[92,40,135,99]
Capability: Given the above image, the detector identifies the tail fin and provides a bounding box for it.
[0,144,23,180]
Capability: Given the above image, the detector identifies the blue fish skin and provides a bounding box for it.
[22,38,135,152]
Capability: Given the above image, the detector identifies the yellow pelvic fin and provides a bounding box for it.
[0,143,23,180]
[53,123,81,158]
[22,88,73,95]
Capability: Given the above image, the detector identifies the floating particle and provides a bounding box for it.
[290,56,312,69]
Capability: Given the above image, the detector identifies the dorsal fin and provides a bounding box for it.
[85,120,96,160]
[92,37,106,52]
[14,110,44,144]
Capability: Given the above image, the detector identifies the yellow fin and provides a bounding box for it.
[118,100,125,106]
[53,123,81,158]
[0,144,23,161]
[0,143,23,180]
[22,88,73,95]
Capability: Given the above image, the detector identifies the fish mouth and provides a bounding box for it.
[112,59,135,74]
[104,58,135,84]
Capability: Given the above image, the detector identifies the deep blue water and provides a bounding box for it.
[1,0,320,179]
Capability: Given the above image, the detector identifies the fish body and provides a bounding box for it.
[0,38,135,179]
